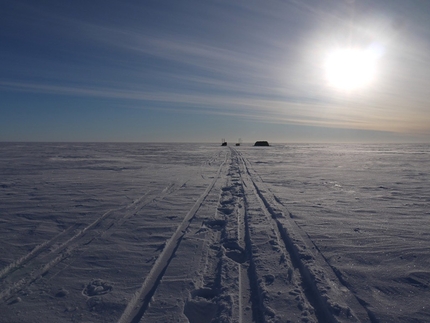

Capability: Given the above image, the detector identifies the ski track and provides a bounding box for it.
[117,149,230,323]
[122,147,373,323]
[1,146,378,322]
[235,148,371,322]
[0,169,203,304]
[0,190,169,302]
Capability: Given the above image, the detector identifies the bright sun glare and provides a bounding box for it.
[325,47,380,91]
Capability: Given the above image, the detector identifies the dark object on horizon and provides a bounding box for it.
[254,141,269,146]
[235,138,242,146]
[221,138,227,146]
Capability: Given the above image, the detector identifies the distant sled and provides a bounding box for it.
[254,141,269,146]
[221,138,227,146]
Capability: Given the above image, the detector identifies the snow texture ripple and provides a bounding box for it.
[0,142,429,322]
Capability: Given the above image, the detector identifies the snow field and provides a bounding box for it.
[0,143,429,322]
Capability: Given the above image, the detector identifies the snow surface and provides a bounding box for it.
[0,142,429,323]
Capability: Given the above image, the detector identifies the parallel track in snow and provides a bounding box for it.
[1,146,373,322]
[118,149,230,323]
[124,147,372,323]
[0,185,179,303]
[0,150,224,305]
[235,147,371,322]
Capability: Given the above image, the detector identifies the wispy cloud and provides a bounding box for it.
[2,0,430,141]
[3,79,426,134]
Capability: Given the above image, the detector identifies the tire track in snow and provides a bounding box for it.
[117,150,230,323]
[235,147,371,322]
[0,181,188,303]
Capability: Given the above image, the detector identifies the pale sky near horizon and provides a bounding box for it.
[1,0,430,143]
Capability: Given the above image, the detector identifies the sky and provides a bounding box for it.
[1,0,430,143]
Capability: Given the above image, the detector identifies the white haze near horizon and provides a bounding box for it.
[0,142,429,322]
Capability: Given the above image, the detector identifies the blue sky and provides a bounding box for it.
[1,0,430,142]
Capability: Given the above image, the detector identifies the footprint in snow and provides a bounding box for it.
[223,242,247,264]
[204,219,226,231]
[82,279,113,297]
[184,288,219,323]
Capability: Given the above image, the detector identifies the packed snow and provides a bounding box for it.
[0,142,429,323]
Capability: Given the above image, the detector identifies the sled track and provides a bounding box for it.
[118,147,372,323]
[0,151,220,304]
[118,150,230,323]
[1,147,374,322]
[235,147,372,322]
[0,186,180,302]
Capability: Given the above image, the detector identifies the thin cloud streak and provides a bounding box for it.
[79,24,288,85]
[2,80,425,135]
[2,1,430,141]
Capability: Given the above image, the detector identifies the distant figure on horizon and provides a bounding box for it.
[221,138,227,146]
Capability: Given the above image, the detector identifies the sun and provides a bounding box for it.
[324,48,378,91]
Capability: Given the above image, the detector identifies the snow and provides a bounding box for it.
[0,142,429,322]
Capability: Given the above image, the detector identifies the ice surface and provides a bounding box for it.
[0,142,429,322]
